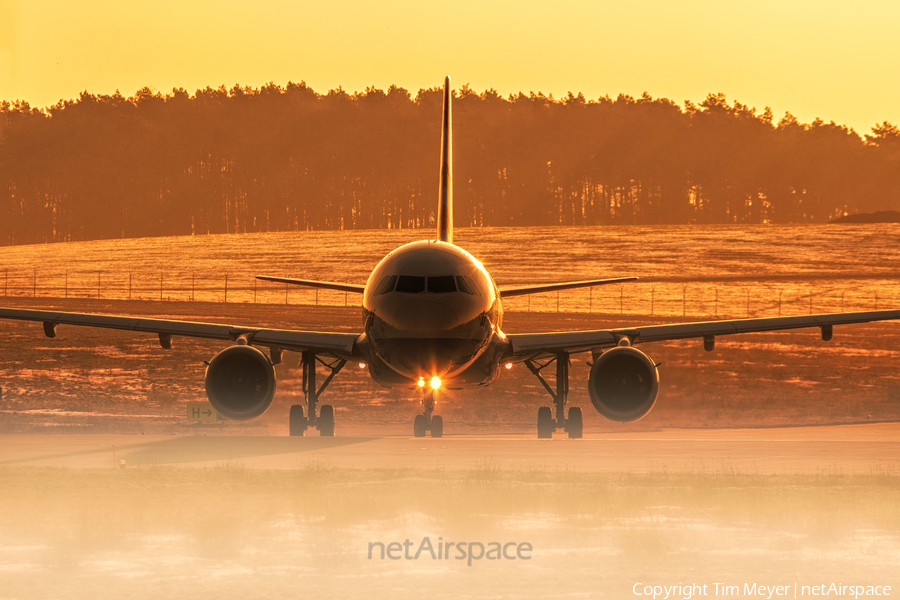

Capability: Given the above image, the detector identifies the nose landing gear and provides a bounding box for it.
[414,389,443,437]
[525,351,583,439]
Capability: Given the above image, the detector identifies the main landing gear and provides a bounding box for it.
[414,389,443,438]
[289,351,346,436]
[524,351,583,439]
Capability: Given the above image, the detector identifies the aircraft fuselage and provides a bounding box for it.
[360,240,507,388]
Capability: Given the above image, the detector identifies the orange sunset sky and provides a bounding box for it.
[0,0,897,133]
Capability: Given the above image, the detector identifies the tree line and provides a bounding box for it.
[0,82,898,245]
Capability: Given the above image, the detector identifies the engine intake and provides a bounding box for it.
[205,345,276,420]
[588,346,659,422]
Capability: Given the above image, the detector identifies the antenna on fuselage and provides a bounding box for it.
[437,76,453,244]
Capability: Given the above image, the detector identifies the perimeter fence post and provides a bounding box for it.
[192,274,195,302]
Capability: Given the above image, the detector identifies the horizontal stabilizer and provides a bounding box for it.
[499,277,639,298]
[255,275,366,294]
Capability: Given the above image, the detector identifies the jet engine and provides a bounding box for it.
[588,346,659,422]
[205,345,277,420]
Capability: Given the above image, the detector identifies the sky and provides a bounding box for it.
[0,0,897,134]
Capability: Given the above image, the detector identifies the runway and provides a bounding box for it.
[3,422,898,473]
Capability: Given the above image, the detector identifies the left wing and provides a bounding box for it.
[506,309,900,356]
[0,307,361,357]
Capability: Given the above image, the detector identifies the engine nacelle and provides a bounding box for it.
[205,345,276,420]
[588,346,659,422]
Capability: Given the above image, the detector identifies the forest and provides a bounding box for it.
[0,82,898,245]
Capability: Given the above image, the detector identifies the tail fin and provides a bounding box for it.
[437,76,453,243]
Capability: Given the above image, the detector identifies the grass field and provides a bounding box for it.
[1,224,899,435]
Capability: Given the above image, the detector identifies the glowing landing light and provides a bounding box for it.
[430,376,442,390]
[358,362,367,369]
[504,362,513,370]
[417,377,426,388]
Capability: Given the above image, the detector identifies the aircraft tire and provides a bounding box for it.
[567,407,583,439]
[431,415,443,438]
[537,407,553,439]
[289,405,305,437]
[414,414,428,437]
[319,404,335,437]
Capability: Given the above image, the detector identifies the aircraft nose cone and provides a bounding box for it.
[390,301,460,332]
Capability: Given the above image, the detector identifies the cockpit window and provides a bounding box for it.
[395,275,426,293]
[456,276,474,295]
[427,276,457,293]
[374,275,397,295]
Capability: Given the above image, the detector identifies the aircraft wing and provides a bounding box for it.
[505,309,900,356]
[499,277,638,297]
[256,275,366,294]
[0,307,361,356]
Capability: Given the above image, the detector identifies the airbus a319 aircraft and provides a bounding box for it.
[2,77,899,438]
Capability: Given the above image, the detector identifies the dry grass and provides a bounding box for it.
[1,224,900,435]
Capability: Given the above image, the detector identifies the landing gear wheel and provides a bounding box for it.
[537,406,553,439]
[566,407,583,439]
[318,404,335,437]
[431,415,443,438]
[289,405,306,437]
[414,414,428,438]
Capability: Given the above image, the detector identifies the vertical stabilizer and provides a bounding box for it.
[437,76,453,243]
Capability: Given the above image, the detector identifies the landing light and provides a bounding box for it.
[504,363,513,370]
[430,376,442,390]
[417,377,426,388]
[358,362,367,369]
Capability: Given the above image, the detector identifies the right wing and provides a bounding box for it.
[0,307,361,357]
[506,309,900,356]
[256,275,366,294]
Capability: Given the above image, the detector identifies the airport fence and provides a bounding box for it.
[1,268,897,319]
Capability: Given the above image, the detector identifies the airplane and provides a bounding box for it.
[2,76,900,439]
